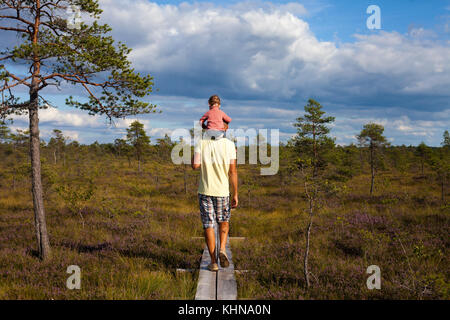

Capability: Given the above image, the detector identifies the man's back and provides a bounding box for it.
[195,137,236,197]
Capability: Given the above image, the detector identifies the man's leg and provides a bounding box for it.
[199,194,218,267]
[204,227,217,264]
[219,221,229,253]
[216,196,231,268]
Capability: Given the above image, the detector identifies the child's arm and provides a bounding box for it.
[200,111,209,129]
[221,110,232,124]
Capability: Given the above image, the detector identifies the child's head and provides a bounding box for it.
[208,95,221,108]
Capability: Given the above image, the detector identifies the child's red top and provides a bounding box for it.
[200,107,232,130]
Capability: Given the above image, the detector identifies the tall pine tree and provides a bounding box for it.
[357,123,389,196]
[0,0,157,260]
[292,98,335,289]
[126,120,150,172]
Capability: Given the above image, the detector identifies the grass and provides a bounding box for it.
[0,148,448,299]
[232,170,449,299]
[0,157,203,299]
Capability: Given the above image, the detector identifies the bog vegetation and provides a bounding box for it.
[0,110,448,299]
[0,0,448,301]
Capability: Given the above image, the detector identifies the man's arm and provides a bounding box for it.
[192,152,201,170]
[229,159,238,208]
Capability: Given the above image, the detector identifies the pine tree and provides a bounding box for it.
[429,131,450,203]
[0,0,157,260]
[126,121,150,172]
[156,134,174,162]
[291,98,335,289]
[48,129,68,165]
[415,142,430,176]
[356,123,389,196]
[0,120,11,143]
[443,130,450,148]
[293,99,335,177]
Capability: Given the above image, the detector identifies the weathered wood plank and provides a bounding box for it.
[217,270,237,300]
[234,270,255,275]
[229,237,246,241]
[176,268,195,273]
[194,246,216,300]
[217,238,237,300]
[191,236,246,240]
[195,224,237,300]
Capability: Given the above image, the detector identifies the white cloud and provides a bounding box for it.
[97,0,450,102]
[5,1,449,146]
[12,107,101,127]
[149,128,174,138]
[40,108,100,127]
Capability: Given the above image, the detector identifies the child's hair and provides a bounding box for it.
[208,95,221,106]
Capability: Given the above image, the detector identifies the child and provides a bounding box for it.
[199,95,231,140]
[200,95,231,137]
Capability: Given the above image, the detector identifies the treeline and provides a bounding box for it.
[1,114,449,202]
[0,120,175,164]
[277,100,449,203]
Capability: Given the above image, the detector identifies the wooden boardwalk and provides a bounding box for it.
[195,224,237,300]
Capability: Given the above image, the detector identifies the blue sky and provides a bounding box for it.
[2,0,450,146]
[152,0,449,42]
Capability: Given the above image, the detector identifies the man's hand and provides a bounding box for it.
[229,160,238,209]
[231,194,238,209]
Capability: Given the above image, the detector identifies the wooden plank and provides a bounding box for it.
[234,270,254,275]
[194,246,216,300]
[194,224,237,300]
[217,238,237,300]
[191,236,246,240]
[217,271,237,300]
[176,268,195,273]
[218,238,235,270]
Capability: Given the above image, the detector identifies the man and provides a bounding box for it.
[192,121,238,271]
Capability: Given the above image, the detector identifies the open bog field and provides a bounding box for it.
[0,142,448,299]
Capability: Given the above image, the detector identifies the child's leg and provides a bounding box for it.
[204,129,225,140]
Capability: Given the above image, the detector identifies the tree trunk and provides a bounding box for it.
[370,168,375,195]
[370,144,375,195]
[312,124,317,177]
[183,165,187,194]
[12,167,16,191]
[27,0,50,260]
[442,174,445,203]
[137,152,141,172]
[304,198,313,289]
[29,96,51,260]
[360,149,364,171]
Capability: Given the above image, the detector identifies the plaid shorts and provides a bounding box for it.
[198,193,231,229]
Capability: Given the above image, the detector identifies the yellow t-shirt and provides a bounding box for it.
[194,138,237,197]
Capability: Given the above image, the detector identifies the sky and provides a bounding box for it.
[2,0,450,146]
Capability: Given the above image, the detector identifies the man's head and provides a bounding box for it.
[208,95,221,108]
